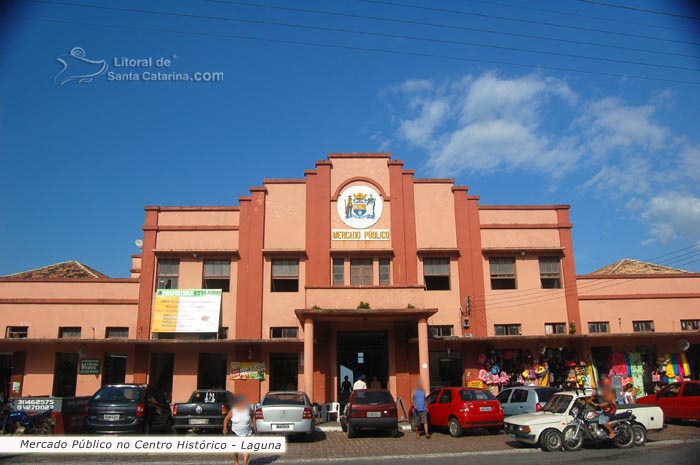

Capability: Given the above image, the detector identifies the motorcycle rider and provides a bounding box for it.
[593,376,617,439]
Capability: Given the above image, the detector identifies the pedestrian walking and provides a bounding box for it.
[411,380,430,439]
[353,374,367,390]
[223,395,256,465]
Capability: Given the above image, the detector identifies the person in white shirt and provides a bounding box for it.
[353,374,367,390]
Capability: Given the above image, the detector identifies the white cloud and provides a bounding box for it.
[381,71,699,246]
[641,192,700,244]
[393,72,580,177]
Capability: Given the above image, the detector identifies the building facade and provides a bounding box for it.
[1,153,699,406]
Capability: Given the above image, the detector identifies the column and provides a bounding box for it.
[417,318,430,392]
[303,318,314,401]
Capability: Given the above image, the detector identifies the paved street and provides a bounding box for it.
[0,423,697,464]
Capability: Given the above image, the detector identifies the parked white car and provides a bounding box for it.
[504,391,664,451]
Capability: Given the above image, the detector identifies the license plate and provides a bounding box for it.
[366,411,381,418]
[189,419,209,425]
[103,414,120,421]
[479,406,493,412]
[272,424,291,430]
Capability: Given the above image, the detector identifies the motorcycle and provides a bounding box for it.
[562,398,634,450]
[0,404,54,435]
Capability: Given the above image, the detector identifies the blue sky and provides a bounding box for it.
[1,0,699,277]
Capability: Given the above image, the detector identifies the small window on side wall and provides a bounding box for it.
[490,257,516,289]
[59,327,81,338]
[424,258,450,290]
[539,257,562,289]
[270,327,299,338]
[106,327,129,338]
[203,259,231,292]
[271,259,299,292]
[157,259,180,289]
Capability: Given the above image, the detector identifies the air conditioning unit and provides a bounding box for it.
[462,318,470,329]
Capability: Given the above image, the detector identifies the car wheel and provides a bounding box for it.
[391,427,401,438]
[562,425,583,451]
[448,417,463,438]
[540,428,563,452]
[347,422,357,439]
[613,423,634,449]
[632,424,647,446]
[341,419,347,433]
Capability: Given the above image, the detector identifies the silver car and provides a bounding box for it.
[497,386,559,417]
[254,391,315,440]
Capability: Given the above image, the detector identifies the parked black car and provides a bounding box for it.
[173,389,234,434]
[84,384,172,434]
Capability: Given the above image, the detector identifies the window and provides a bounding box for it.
[423,258,450,290]
[496,390,511,403]
[5,326,28,338]
[539,257,562,289]
[494,324,521,336]
[490,257,516,289]
[332,258,344,286]
[657,383,680,398]
[105,327,129,338]
[633,320,655,332]
[426,391,439,405]
[59,327,81,338]
[429,325,454,338]
[350,258,373,286]
[682,383,700,397]
[545,322,566,335]
[271,259,299,292]
[203,259,231,292]
[439,390,452,404]
[588,321,610,334]
[157,259,180,289]
[379,258,391,286]
[510,389,529,403]
[270,327,299,338]
[681,319,700,331]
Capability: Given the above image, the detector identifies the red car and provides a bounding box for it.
[425,387,504,437]
[341,389,399,438]
[637,381,700,421]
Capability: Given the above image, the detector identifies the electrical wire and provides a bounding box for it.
[576,0,700,20]
[359,0,700,46]
[463,0,696,32]
[26,1,700,72]
[205,0,700,59]
[468,244,700,303]
[5,15,699,85]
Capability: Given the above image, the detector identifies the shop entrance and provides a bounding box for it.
[0,353,12,401]
[149,352,174,398]
[197,353,227,389]
[430,351,462,388]
[269,353,299,391]
[52,352,78,397]
[103,353,127,385]
[337,331,388,391]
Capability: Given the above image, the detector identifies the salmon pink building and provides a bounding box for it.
[1,153,699,408]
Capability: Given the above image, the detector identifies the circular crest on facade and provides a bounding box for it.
[337,185,383,229]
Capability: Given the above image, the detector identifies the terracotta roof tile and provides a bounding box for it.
[2,261,109,279]
[590,258,688,275]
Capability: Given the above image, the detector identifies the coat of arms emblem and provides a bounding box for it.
[337,185,383,229]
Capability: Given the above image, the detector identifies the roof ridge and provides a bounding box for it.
[3,260,76,277]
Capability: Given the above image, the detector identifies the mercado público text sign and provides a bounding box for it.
[152,289,222,333]
[333,184,390,240]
